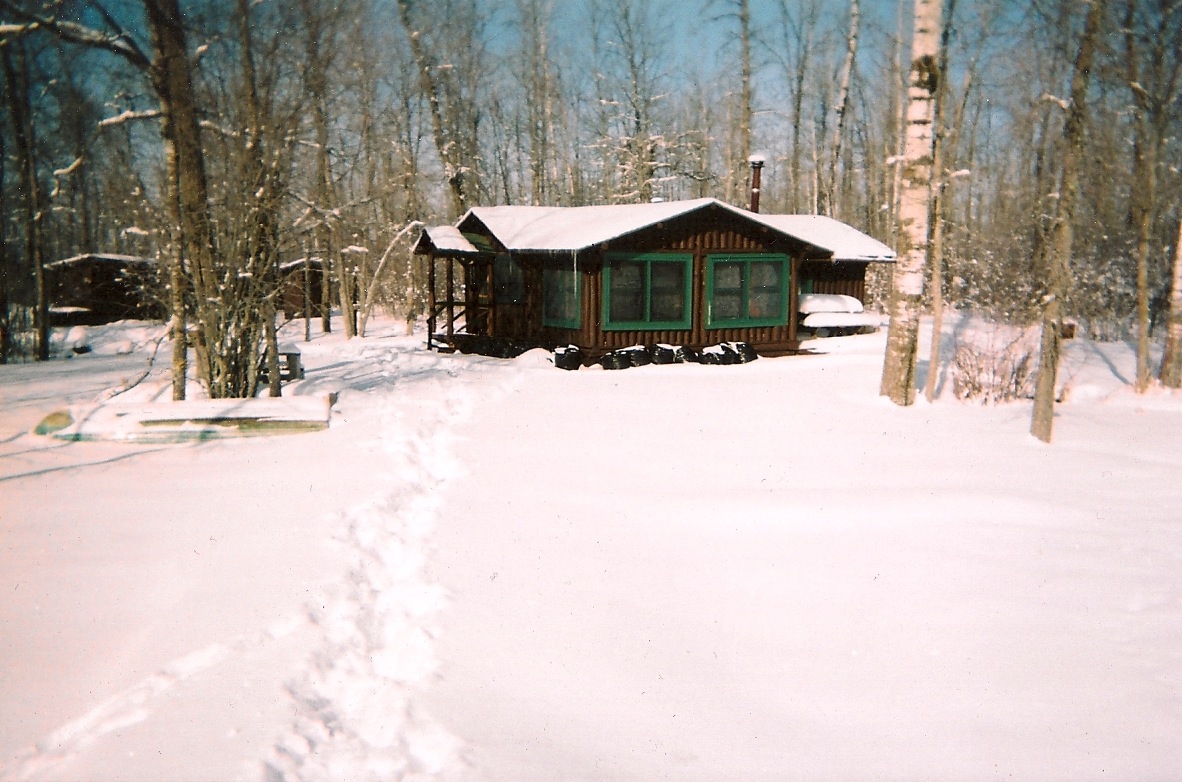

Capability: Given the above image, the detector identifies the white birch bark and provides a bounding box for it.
[880,0,942,405]
[823,0,859,217]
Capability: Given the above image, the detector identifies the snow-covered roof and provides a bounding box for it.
[754,214,896,262]
[462,199,721,253]
[450,198,895,262]
[418,225,481,255]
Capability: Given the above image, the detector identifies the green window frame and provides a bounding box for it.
[705,253,790,329]
[494,253,525,305]
[542,266,581,328]
[602,253,693,331]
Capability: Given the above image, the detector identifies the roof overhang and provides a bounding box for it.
[413,225,483,256]
[420,198,897,263]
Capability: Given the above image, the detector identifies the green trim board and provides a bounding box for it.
[705,253,790,328]
[602,253,693,331]
[542,266,581,328]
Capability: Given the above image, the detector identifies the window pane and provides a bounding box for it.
[714,291,743,320]
[649,263,685,322]
[750,261,781,290]
[748,261,782,319]
[714,262,743,291]
[543,267,578,326]
[712,261,743,320]
[749,288,782,319]
[609,261,645,321]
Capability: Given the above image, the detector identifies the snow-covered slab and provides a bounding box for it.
[798,293,865,314]
[801,311,882,328]
[35,395,335,443]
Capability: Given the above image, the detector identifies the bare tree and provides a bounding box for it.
[396,0,487,216]
[1123,0,1182,391]
[1160,219,1182,388]
[1,37,47,361]
[589,0,674,203]
[706,0,755,205]
[1030,0,1106,443]
[3,0,299,398]
[0,122,8,363]
[821,0,859,217]
[880,0,942,406]
[515,0,562,205]
[770,0,821,213]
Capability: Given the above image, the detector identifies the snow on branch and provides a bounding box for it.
[1040,93,1071,111]
[53,157,84,178]
[199,119,241,138]
[0,22,37,35]
[0,4,151,71]
[99,109,162,127]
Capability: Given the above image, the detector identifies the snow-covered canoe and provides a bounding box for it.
[34,395,335,443]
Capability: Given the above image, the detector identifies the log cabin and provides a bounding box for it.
[46,253,164,325]
[414,197,895,359]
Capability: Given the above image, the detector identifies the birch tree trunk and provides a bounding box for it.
[396,0,474,215]
[823,0,859,217]
[737,0,753,205]
[1030,0,1105,443]
[1160,220,1182,388]
[781,0,817,214]
[165,170,187,400]
[889,0,908,241]
[922,0,957,402]
[880,0,942,406]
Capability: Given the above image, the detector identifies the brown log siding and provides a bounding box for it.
[468,210,873,357]
[799,260,868,301]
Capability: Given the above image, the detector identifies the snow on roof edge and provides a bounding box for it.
[454,198,895,261]
[416,225,481,255]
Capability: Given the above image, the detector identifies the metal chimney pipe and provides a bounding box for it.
[748,154,766,213]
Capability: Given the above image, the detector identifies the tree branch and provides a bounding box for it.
[0,1,151,71]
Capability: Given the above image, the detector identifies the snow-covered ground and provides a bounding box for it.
[1,313,1180,781]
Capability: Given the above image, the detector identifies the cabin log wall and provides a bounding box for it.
[800,260,868,302]
[433,207,878,358]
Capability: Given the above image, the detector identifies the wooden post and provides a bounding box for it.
[302,243,312,342]
[486,259,495,337]
[446,257,455,340]
[427,255,437,350]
